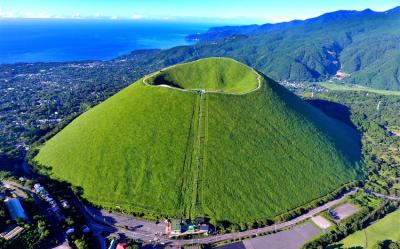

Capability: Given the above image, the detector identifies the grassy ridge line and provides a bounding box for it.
[321,82,400,95]
[142,57,262,96]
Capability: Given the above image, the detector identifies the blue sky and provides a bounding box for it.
[0,0,399,23]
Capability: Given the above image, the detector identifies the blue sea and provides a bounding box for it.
[0,19,213,64]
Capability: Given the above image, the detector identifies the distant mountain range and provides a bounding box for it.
[182,7,400,90]
[128,6,400,90]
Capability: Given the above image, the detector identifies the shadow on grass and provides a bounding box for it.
[306,98,363,175]
[307,99,355,129]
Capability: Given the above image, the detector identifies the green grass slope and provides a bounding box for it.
[146,58,259,93]
[35,57,362,223]
[200,73,361,222]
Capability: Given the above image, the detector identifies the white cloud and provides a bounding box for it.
[95,12,100,17]
[72,12,81,19]
[0,6,17,18]
[131,14,143,20]
[111,15,118,20]
[24,11,52,19]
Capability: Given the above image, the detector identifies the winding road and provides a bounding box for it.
[75,188,359,246]
[55,186,400,246]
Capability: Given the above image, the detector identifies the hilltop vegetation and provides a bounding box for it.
[34,58,362,224]
[147,58,259,93]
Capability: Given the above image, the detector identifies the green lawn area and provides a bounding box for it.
[35,58,363,224]
[146,57,259,94]
[339,209,400,248]
[321,82,400,96]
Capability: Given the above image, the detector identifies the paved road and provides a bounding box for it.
[74,187,359,246]
[171,188,359,246]
[368,190,400,201]
[63,185,400,246]
[73,196,167,243]
[85,205,165,236]
[241,222,320,249]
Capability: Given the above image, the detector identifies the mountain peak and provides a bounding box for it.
[35,57,361,223]
[387,6,400,13]
[146,57,259,93]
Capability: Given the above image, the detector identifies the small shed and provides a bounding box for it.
[171,219,182,235]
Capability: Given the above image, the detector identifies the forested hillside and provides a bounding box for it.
[186,7,400,89]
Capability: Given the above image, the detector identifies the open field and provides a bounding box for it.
[321,82,400,95]
[35,58,363,224]
[338,209,400,248]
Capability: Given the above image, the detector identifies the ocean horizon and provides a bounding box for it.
[0,19,214,64]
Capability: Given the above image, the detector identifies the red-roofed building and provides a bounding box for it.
[116,242,129,249]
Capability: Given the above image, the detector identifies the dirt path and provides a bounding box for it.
[189,91,208,218]
[179,94,200,217]
[367,189,400,201]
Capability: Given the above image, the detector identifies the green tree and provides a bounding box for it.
[37,220,50,240]
[75,238,89,249]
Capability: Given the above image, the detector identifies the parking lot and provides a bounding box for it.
[331,203,358,221]
[217,222,320,249]
[311,215,332,229]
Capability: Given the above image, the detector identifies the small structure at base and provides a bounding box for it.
[168,217,210,237]
[4,198,28,221]
[0,225,24,240]
[171,219,182,236]
[116,242,129,249]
